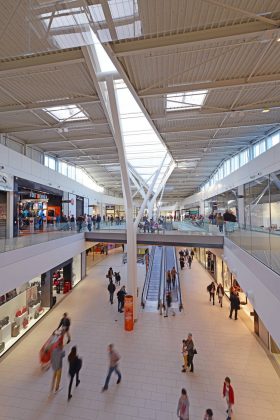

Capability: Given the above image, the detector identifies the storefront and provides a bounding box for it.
[105,205,125,220]
[197,248,223,285]
[0,251,87,356]
[0,275,50,356]
[14,178,63,235]
[0,171,13,238]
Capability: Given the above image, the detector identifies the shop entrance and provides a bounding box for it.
[51,259,73,305]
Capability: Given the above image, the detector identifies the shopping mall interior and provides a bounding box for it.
[0,1,280,419]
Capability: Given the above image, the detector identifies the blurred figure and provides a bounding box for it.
[204,408,213,420]
[176,388,190,420]
[217,283,224,307]
[67,346,82,400]
[107,279,116,304]
[102,344,121,392]
[223,377,234,420]
[50,342,65,393]
[166,270,172,291]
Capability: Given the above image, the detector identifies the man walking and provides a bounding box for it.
[107,279,116,304]
[229,290,240,320]
[184,333,195,373]
[57,312,71,344]
[50,342,65,393]
[102,344,121,392]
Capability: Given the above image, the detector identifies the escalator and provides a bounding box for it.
[141,246,163,309]
[164,246,183,311]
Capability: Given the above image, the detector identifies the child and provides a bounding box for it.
[181,340,188,372]
[223,377,234,420]
[204,408,213,419]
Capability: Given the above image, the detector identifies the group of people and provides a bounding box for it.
[209,209,237,233]
[50,313,122,399]
[207,281,241,320]
[179,249,194,270]
[106,267,126,312]
[177,376,234,420]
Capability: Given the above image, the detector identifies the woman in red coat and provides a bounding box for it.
[223,377,234,420]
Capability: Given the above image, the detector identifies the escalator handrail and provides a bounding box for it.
[174,247,183,311]
[141,246,155,308]
[159,246,166,310]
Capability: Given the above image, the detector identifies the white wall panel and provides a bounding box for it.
[0,143,123,206]
[0,234,92,296]
[224,238,280,347]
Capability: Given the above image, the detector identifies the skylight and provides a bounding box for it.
[44,105,88,122]
[166,90,208,111]
[115,80,172,191]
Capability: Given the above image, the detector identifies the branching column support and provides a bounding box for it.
[106,77,138,321]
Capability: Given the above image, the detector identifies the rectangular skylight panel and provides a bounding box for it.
[166,90,208,111]
[44,105,88,122]
[108,0,138,19]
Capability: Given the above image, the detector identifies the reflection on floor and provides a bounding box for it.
[0,253,279,420]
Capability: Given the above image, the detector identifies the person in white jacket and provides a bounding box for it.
[177,388,190,420]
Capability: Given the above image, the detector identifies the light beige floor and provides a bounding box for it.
[0,252,279,420]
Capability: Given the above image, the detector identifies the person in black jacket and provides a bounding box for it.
[67,346,81,400]
[108,280,116,304]
[58,312,71,344]
[117,286,126,313]
[229,290,240,320]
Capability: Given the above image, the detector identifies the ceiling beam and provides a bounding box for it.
[0,96,100,114]
[24,134,114,146]
[110,21,279,57]
[160,121,280,134]
[150,103,280,120]
[140,74,280,97]
[1,120,110,134]
[0,48,84,75]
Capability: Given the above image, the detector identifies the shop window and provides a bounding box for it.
[0,277,50,356]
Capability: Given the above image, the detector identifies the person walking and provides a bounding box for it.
[117,286,126,312]
[184,249,189,261]
[67,346,82,400]
[216,212,224,233]
[102,344,121,392]
[171,266,177,288]
[86,215,92,232]
[204,408,214,419]
[207,281,216,305]
[217,283,224,307]
[187,255,192,269]
[164,291,175,317]
[176,388,190,420]
[190,249,195,260]
[107,280,116,304]
[166,270,172,291]
[185,333,195,372]
[107,267,113,281]
[223,377,234,420]
[57,312,71,344]
[229,290,240,320]
[179,256,185,270]
[50,341,65,393]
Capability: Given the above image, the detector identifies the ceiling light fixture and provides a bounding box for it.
[262,108,270,113]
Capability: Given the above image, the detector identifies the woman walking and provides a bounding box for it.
[223,377,234,420]
[177,388,190,419]
[217,283,224,307]
[68,346,82,400]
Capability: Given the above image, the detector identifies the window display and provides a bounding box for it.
[0,276,50,356]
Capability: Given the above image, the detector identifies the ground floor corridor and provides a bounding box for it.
[0,251,279,420]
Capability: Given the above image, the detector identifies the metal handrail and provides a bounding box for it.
[141,246,155,308]
[173,247,183,311]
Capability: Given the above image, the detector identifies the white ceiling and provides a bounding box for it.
[0,0,280,201]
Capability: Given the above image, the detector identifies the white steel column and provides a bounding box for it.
[106,77,138,321]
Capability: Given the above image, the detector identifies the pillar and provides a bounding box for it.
[237,185,245,226]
